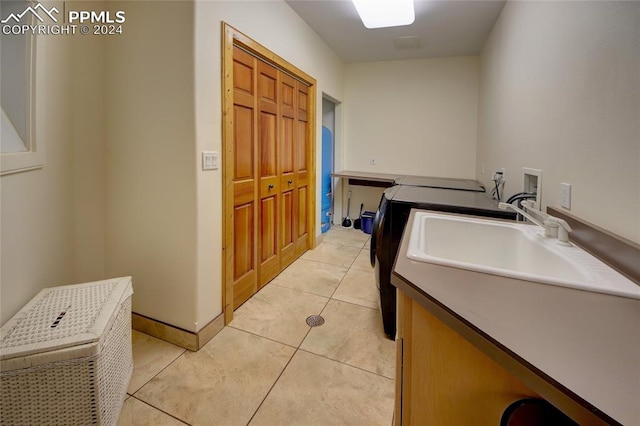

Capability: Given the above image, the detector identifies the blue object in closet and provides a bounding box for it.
[321,126,333,233]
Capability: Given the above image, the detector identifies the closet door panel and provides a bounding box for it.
[281,117,295,175]
[279,73,297,267]
[232,46,258,309]
[296,185,308,253]
[234,105,254,181]
[280,184,296,268]
[260,113,277,175]
[295,83,310,254]
[259,195,279,286]
[233,203,255,308]
[257,61,280,286]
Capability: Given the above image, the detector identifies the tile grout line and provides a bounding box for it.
[299,255,361,270]
[128,346,187,396]
[296,347,396,382]
[266,280,335,302]
[328,296,380,312]
[327,265,350,300]
[128,395,192,425]
[327,242,371,297]
[327,245,377,307]
[245,346,300,425]
[226,324,301,350]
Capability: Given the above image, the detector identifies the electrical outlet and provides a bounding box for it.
[370,156,377,166]
[561,183,571,209]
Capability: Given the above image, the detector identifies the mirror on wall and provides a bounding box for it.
[1,0,41,175]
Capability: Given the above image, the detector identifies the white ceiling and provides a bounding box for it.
[285,0,506,63]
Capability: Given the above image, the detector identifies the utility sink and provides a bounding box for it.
[406,211,640,299]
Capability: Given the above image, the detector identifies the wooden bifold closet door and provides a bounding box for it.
[230,44,313,309]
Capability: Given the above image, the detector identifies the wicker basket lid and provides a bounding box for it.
[0,277,133,364]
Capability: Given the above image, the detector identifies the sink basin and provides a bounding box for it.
[406,211,640,299]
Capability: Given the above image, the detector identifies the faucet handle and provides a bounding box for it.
[547,217,573,245]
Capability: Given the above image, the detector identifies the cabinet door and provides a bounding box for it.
[232,46,258,308]
[397,291,537,425]
[257,60,280,287]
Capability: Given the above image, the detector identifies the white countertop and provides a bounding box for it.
[392,209,640,425]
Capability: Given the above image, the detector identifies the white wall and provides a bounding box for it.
[71,31,106,284]
[104,1,198,331]
[1,22,106,324]
[193,1,345,330]
[344,57,480,178]
[477,1,640,243]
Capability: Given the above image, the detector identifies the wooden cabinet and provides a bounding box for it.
[228,42,315,310]
[395,290,538,425]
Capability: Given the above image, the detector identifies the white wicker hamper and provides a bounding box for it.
[0,277,133,425]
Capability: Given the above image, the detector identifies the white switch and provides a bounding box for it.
[202,151,218,171]
[370,156,377,165]
[560,183,571,209]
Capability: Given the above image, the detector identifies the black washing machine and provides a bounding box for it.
[370,181,516,339]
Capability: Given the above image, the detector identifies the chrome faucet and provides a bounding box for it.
[498,201,573,245]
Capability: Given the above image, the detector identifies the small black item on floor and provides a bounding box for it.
[500,398,578,426]
[354,204,364,229]
[341,191,352,228]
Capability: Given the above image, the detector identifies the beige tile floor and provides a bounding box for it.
[119,226,395,426]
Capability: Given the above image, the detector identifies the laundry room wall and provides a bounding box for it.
[344,56,480,179]
[477,1,640,243]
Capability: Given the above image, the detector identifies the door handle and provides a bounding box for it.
[288,180,293,185]
[268,184,274,190]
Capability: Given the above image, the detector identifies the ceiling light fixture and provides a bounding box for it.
[352,0,415,29]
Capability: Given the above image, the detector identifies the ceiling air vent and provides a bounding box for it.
[393,36,421,50]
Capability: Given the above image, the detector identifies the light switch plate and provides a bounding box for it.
[560,182,571,209]
[202,151,218,171]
